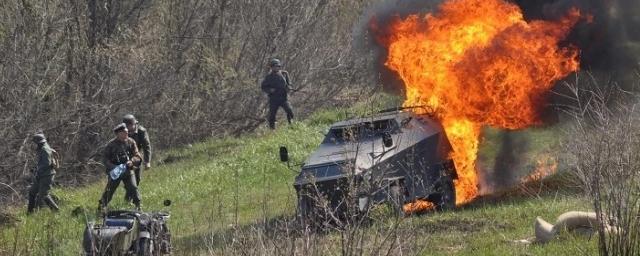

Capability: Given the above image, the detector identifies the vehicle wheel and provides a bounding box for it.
[434,178,455,211]
[159,226,172,254]
[297,195,314,230]
[388,185,406,218]
[82,225,96,256]
[137,238,153,256]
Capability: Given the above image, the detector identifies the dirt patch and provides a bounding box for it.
[160,142,240,165]
[160,154,189,165]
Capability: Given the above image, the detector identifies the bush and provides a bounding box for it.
[562,73,640,256]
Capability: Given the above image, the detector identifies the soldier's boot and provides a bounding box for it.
[27,199,37,215]
[43,196,60,212]
[97,200,107,217]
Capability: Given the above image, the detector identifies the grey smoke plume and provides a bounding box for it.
[352,0,444,94]
[352,0,442,39]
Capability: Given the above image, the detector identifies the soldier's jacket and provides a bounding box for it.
[35,142,55,176]
[103,137,141,173]
[128,125,151,164]
[261,70,292,100]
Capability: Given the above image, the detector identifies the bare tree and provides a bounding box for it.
[561,73,640,256]
[0,0,381,203]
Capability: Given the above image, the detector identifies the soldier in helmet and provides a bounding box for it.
[99,123,142,210]
[27,133,60,214]
[261,58,294,129]
[122,114,151,187]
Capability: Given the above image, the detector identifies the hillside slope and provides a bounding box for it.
[0,98,594,256]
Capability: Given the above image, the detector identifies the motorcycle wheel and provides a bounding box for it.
[82,224,96,255]
[137,238,153,256]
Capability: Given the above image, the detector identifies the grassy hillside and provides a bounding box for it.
[0,95,595,255]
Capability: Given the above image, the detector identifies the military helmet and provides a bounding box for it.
[269,58,282,67]
[122,114,138,125]
[32,133,47,144]
[113,123,128,133]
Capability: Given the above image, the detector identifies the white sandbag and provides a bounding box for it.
[534,217,555,243]
[552,211,599,233]
[532,211,619,243]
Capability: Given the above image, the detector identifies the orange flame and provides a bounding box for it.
[403,200,435,213]
[375,0,582,204]
[522,155,558,183]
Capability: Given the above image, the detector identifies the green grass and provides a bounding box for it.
[412,177,595,255]
[0,94,594,255]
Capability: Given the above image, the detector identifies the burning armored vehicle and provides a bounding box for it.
[82,201,172,256]
[281,109,457,225]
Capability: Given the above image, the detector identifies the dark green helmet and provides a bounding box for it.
[123,114,138,125]
[32,133,46,144]
[269,58,282,67]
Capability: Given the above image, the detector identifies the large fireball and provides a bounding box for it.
[373,0,583,204]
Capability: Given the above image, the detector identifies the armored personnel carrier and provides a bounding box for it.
[281,109,457,226]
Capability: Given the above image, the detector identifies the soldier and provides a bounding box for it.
[27,133,59,214]
[261,58,294,129]
[122,114,151,187]
[99,123,142,210]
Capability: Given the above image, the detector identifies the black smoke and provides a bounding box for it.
[513,0,640,75]
[358,0,640,92]
[491,132,522,189]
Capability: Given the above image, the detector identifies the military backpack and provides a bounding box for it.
[51,149,61,170]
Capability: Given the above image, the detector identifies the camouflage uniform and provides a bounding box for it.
[124,123,151,202]
[99,136,142,209]
[128,125,151,185]
[27,139,59,213]
[261,70,294,129]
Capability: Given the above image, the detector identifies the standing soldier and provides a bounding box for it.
[122,114,151,203]
[99,123,142,210]
[27,133,59,214]
[261,58,294,129]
